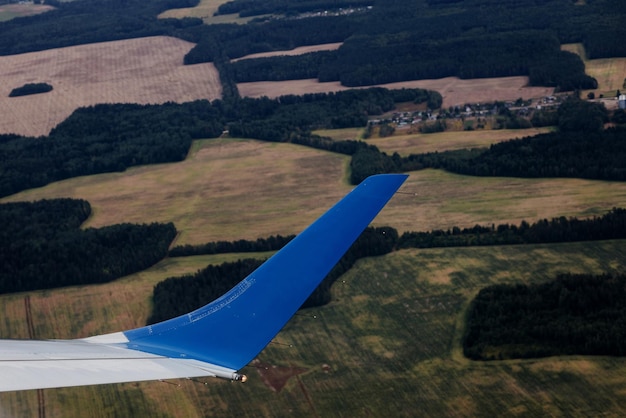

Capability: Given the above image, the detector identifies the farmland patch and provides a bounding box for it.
[0,36,221,137]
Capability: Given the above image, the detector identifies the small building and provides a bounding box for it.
[619,94,626,110]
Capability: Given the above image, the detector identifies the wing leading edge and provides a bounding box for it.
[0,174,408,391]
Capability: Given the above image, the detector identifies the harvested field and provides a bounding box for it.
[0,3,53,21]
[231,43,342,62]
[238,76,554,108]
[316,127,554,155]
[158,0,262,24]
[4,139,626,246]
[0,36,221,137]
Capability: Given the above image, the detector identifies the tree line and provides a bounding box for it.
[169,234,294,257]
[9,83,53,97]
[464,273,626,360]
[398,208,626,248]
[0,199,176,293]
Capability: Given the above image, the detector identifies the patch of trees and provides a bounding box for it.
[169,234,294,257]
[215,0,374,17]
[463,274,626,360]
[148,226,398,323]
[0,100,224,198]
[448,128,626,180]
[8,83,53,97]
[0,199,176,293]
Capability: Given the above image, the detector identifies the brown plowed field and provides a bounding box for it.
[238,76,554,108]
[0,36,222,137]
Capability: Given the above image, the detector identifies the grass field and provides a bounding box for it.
[3,138,626,245]
[158,0,259,24]
[0,3,53,22]
[1,241,625,417]
[562,43,626,101]
[314,127,554,154]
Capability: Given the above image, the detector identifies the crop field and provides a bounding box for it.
[0,36,222,137]
[158,0,258,24]
[4,138,626,245]
[0,3,53,22]
[1,241,626,417]
[314,127,554,154]
[231,43,343,62]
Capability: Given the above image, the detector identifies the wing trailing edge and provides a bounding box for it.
[0,174,408,391]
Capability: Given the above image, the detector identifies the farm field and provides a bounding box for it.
[0,36,221,137]
[3,138,626,245]
[0,3,53,21]
[231,43,343,62]
[158,0,257,24]
[314,127,554,155]
[1,241,625,416]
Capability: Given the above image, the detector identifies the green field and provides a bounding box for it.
[562,43,626,98]
[1,241,626,416]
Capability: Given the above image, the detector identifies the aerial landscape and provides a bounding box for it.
[0,0,625,416]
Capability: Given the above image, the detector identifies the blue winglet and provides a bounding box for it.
[123,174,408,371]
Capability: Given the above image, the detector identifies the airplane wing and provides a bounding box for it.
[0,174,408,391]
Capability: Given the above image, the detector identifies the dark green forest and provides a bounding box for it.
[464,274,626,359]
[0,199,176,293]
